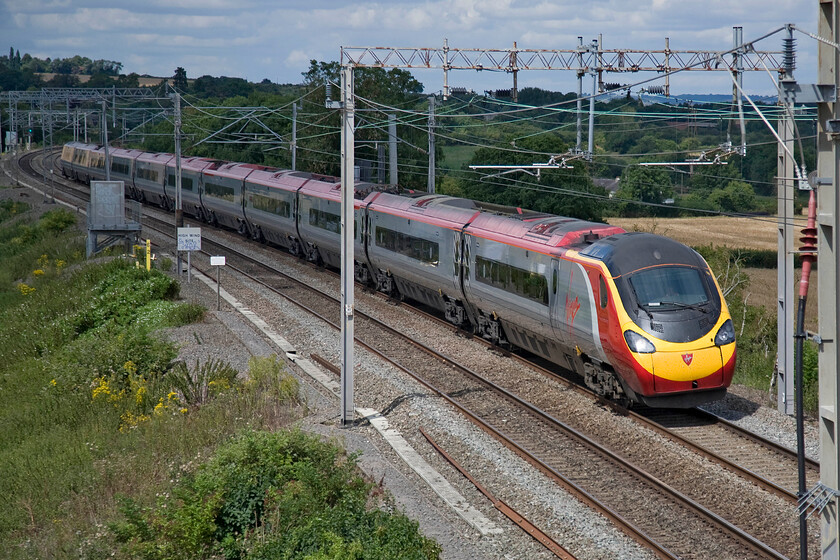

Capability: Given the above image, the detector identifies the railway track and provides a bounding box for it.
[139,213,792,559]
[14,148,811,559]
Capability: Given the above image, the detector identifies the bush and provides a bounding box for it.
[110,429,441,560]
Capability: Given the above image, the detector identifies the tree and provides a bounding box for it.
[173,67,188,91]
[298,60,429,187]
[615,164,674,216]
[460,135,606,221]
[708,180,756,213]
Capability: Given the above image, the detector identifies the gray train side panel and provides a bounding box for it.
[135,160,167,204]
[366,209,461,312]
[296,193,366,268]
[242,181,298,249]
[200,174,244,230]
[550,259,606,363]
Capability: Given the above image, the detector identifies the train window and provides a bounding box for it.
[250,193,290,218]
[628,266,709,308]
[375,226,439,265]
[204,181,235,202]
[167,173,194,192]
[111,158,130,176]
[137,165,160,183]
[475,255,548,306]
[310,208,341,234]
[599,276,608,308]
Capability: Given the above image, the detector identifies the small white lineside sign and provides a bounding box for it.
[177,227,201,251]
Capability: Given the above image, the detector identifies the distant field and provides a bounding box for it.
[606,216,779,251]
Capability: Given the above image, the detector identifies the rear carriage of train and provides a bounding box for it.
[60,142,89,180]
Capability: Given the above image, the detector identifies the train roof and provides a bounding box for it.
[202,161,273,180]
[136,152,174,165]
[298,175,385,204]
[368,192,480,227]
[246,169,322,192]
[176,156,216,172]
[579,232,705,274]
[110,147,145,159]
[468,212,625,250]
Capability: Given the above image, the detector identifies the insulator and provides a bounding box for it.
[646,86,665,95]
[783,36,796,74]
[799,226,817,260]
[325,82,333,101]
[604,83,622,91]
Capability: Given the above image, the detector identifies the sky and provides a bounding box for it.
[0,0,822,97]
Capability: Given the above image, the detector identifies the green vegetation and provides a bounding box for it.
[0,208,437,559]
[697,244,819,410]
[110,429,440,560]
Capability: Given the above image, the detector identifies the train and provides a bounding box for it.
[60,141,736,408]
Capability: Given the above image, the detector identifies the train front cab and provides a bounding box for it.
[580,232,736,408]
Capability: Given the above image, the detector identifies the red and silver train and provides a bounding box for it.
[61,141,736,407]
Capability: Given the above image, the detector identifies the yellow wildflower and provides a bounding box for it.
[33,269,44,276]
[17,283,35,296]
[91,378,110,401]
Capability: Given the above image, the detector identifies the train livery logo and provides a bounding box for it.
[565,295,581,326]
[682,353,694,366]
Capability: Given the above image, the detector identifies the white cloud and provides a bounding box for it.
[0,0,818,92]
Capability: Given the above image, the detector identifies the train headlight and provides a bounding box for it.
[714,319,735,346]
[624,330,656,354]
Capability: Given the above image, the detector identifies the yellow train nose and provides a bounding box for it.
[651,345,724,385]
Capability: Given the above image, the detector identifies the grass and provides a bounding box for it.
[440,144,479,171]
[0,207,438,559]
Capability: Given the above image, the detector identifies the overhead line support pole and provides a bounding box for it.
[340,64,355,426]
[777,35,796,418]
[174,92,183,274]
[428,95,435,193]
